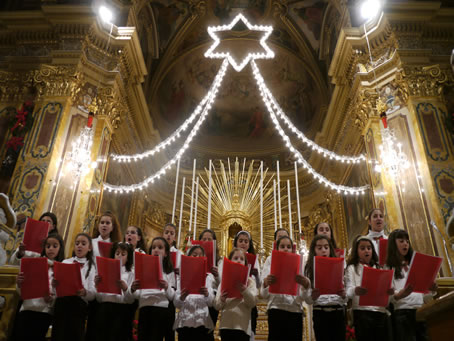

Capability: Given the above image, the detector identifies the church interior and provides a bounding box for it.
[0,0,454,340]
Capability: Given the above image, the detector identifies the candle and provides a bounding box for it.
[207,160,212,229]
[277,160,282,229]
[193,177,199,241]
[171,158,180,224]
[177,177,185,248]
[273,179,277,231]
[260,161,263,249]
[295,162,302,234]
[287,179,292,239]
[188,159,196,232]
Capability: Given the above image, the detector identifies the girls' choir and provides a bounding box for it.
[12,207,442,341]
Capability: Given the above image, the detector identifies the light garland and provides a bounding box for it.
[204,13,274,72]
[252,60,369,194]
[103,59,229,193]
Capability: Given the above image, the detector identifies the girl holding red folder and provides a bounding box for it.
[215,248,258,341]
[94,242,135,341]
[15,234,65,341]
[52,233,96,341]
[304,235,347,341]
[131,237,176,341]
[174,245,215,340]
[262,236,310,341]
[91,211,122,258]
[345,235,392,341]
[387,229,437,341]
[261,228,289,276]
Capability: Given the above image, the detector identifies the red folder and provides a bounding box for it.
[98,241,113,258]
[379,239,388,266]
[246,253,257,268]
[170,251,181,269]
[20,257,49,300]
[405,252,442,293]
[192,240,216,273]
[180,255,207,294]
[269,250,301,295]
[335,249,345,258]
[221,257,250,298]
[23,218,49,253]
[314,256,344,295]
[54,262,83,297]
[96,256,121,295]
[134,253,163,290]
[359,266,394,307]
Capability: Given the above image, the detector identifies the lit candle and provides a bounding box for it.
[295,162,301,234]
[273,179,277,231]
[260,161,263,249]
[287,179,292,239]
[207,160,212,229]
[188,159,196,232]
[177,177,185,248]
[277,160,282,229]
[193,177,199,241]
[171,158,180,224]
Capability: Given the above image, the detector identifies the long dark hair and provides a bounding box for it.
[386,229,414,279]
[347,235,379,275]
[198,228,220,263]
[92,211,122,242]
[111,242,134,272]
[39,212,58,235]
[274,228,289,240]
[367,208,383,231]
[41,234,65,262]
[163,223,177,247]
[313,222,338,249]
[125,225,146,252]
[233,231,255,254]
[149,237,174,274]
[304,235,336,285]
[276,236,293,251]
[72,233,95,279]
[187,245,205,257]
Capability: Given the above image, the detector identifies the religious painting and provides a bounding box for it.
[151,0,189,53]
[288,0,327,52]
[212,0,267,23]
[152,44,323,152]
[342,146,374,245]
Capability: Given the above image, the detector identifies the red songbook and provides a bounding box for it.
[98,241,113,258]
[20,257,49,300]
[379,239,388,266]
[23,218,49,253]
[180,255,207,295]
[134,253,163,290]
[314,256,344,295]
[221,257,250,298]
[359,266,394,307]
[96,257,121,295]
[335,249,345,258]
[269,250,301,295]
[170,251,181,269]
[246,253,257,269]
[54,261,83,297]
[405,252,442,293]
[191,240,216,273]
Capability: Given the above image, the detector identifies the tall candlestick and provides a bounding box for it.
[188,159,196,232]
[193,177,199,241]
[207,160,212,229]
[273,179,277,231]
[287,179,292,239]
[260,161,263,249]
[277,161,282,229]
[177,177,185,248]
[294,162,302,234]
[171,158,180,224]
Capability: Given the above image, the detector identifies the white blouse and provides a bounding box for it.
[62,257,96,303]
[134,271,176,309]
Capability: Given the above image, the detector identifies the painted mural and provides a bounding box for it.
[154,44,322,145]
[288,0,327,52]
[212,0,267,22]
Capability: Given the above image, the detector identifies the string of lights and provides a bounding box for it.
[252,60,369,194]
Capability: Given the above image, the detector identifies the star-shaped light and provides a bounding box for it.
[204,13,275,72]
